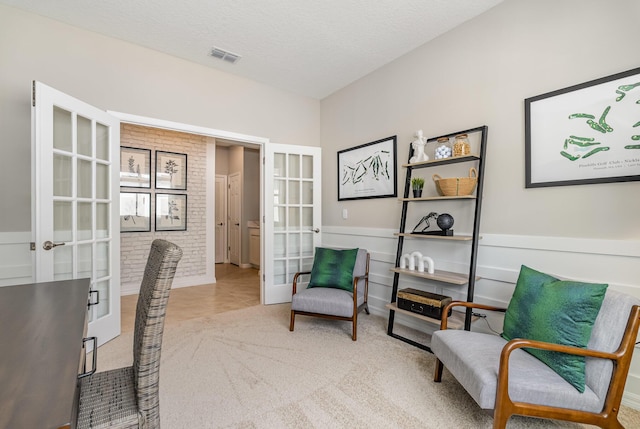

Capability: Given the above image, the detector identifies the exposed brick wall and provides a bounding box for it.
[119,124,207,289]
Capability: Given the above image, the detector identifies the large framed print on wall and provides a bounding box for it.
[120,192,151,232]
[337,136,397,201]
[156,151,187,190]
[525,66,640,188]
[155,193,187,231]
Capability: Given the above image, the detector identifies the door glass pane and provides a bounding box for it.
[274,206,286,231]
[95,280,110,319]
[302,155,313,179]
[96,122,109,161]
[288,234,300,257]
[274,179,286,204]
[288,154,300,178]
[77,243,92,279]
[302,207,313,229]
[53,245,73,280]
[77,115,92,156]
[53,154,72,197]
[96,203,109,239]
[95,241,110,278]
[288,207,300,230]
[274,153,285,177]
[53,201,72,242]
[96,163,109,199]
[77,159,92,198]
[274,260,286,285]
[53,106,72,152]
[302,182,313,204]
[288,259,300,283]
[289,181,300,204]
[77,202,93,240]
[302,234,313,257]
[274,233,286,258]
[302,257,314,272]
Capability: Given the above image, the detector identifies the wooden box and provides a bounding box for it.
[397,288,452,319]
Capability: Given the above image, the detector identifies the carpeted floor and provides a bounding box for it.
[97,304,640,428]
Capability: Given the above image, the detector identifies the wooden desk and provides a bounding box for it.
[0,279,90,429]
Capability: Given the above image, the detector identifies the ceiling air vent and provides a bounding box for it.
[210,47,241,64]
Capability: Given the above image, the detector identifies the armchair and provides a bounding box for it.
[432,289,640,429]
[289,248,370,340]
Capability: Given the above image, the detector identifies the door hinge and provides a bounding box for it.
[262,157,265,165]
[30,242,36,251]
[32,81,36,107]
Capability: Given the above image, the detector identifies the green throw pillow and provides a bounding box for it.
[308,247,358,292]
[501,265,607,392]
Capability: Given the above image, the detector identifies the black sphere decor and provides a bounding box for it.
[436,213,454,231]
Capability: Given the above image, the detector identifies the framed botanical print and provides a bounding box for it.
[155,193,187,231]
[120,192,151,232]
[156,151,187,190]
[120,146,151,188]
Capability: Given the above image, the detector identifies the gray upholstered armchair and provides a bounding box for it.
[289,248,370,340]
[432,280,640,429]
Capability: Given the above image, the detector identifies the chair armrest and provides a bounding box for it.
[440,301,506,330]
[292,271,311,295]
[501,338,617,363]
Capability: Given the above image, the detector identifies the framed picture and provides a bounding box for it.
[120,147,151,188]
[525,66,640,188]
[155,193,187,231]
[337,136,397,200]
[120,192,151,232]
[156,151,187,190]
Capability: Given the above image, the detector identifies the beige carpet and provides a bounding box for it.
[98,304,640,429]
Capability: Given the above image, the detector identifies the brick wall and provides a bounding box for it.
[119,123,208,290]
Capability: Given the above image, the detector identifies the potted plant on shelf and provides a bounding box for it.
[411,177,425,198]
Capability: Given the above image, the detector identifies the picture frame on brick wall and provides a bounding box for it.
[156,193,187,231]
[120,147,151,188]
[156,150,187,190]
[120,192,151,232]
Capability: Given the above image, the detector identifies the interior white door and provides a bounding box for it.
[32,81,121,346]
[215,175,228,263]
[263,143,321,304]
[228,172,241,265]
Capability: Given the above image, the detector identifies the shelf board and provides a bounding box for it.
[402,155,480,169]
[399,195,476,202]
[386,303,470,329]
[390,267,479,285]
[394,232,473,241]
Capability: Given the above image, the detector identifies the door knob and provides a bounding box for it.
[217,223,224,226]
[311,228,320,233]
[43,240,65,251]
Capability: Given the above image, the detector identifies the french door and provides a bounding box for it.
[263,143,321,304]
[32,81,121,346]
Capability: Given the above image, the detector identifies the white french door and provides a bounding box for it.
[32,81,121,346]
[215,175,228,263]
[263,143,321,304]
[228,172,241,266]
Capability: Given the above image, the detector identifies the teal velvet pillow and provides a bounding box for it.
[501,265,608,392]
[308,247,358,292]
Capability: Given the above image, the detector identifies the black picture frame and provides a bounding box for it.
[155,193,187,231]
[525,66,640,188]
[120,147,151,188]
[337,136,397,201]
[155,151,187,190]
[120,192,151,232]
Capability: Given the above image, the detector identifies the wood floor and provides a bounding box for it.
[120,263,261,333]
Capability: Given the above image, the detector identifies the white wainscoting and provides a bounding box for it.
[0,232,33,286]
[322,226,640,410]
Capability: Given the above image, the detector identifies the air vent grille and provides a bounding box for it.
[210,47,241,64]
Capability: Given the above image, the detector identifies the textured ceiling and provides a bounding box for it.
[1,0,504,99]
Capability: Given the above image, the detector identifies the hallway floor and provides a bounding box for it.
[120,263,261,333]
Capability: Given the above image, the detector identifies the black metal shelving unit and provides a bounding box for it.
[386,125,488,352]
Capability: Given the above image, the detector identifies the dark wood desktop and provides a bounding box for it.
[0,278,90,429]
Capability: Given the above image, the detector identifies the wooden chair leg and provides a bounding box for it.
[289,311,295,332]
[434,358,444,382]
[492,408,510,429]
[352,316,357,341]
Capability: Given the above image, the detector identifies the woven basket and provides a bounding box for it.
[432,167,477,196]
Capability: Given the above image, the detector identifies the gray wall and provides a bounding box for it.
[0,4,320,233]
[321,0,640,240]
